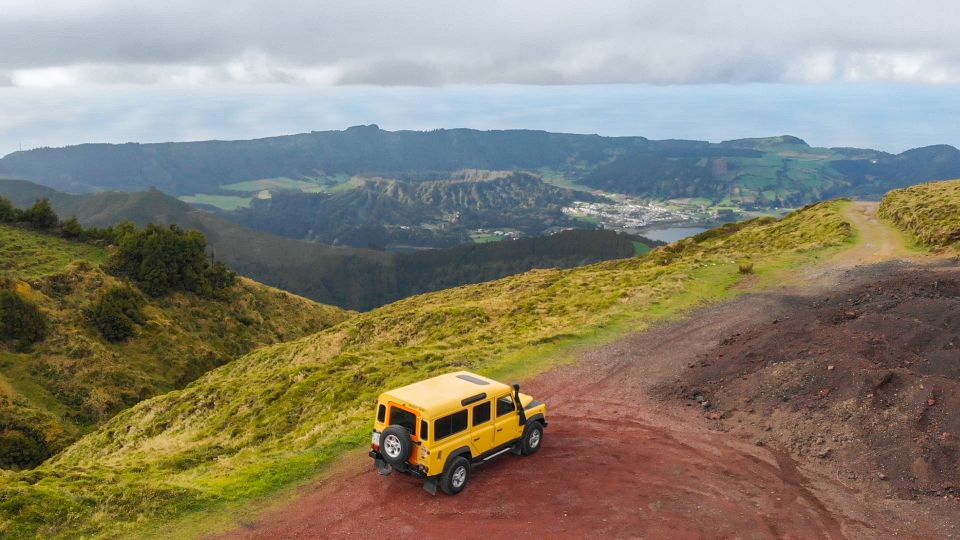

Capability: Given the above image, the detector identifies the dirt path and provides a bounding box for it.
[217,204,952,539]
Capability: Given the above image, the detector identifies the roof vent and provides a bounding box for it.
[456,374,490,385]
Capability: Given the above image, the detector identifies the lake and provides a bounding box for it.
[640,226,708,243]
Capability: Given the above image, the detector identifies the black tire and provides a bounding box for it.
[520,422,543,455]
[440,456,471,495]
[379,425,412,466]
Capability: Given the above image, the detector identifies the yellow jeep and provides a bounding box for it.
[369,370,547,495]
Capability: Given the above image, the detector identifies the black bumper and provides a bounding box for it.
[369,451,428,479]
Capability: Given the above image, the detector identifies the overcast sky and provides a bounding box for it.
[2,0,959,154]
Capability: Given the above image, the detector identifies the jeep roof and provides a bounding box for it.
[380,370,511,416]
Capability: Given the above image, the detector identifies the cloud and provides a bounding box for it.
[1,0,959,87]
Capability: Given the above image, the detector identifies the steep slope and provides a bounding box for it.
[0,224,351,470]
[0,201,853,538]
[229,173,601,246]
[878,178,960,249]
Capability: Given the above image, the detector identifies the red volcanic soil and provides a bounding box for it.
[219,262,960,540]
[669,264,960,499]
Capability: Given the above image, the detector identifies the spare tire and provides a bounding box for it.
[380,425,412,465]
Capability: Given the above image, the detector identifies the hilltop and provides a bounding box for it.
[0,199,853,538]
[2,126,959,209]
[0,222,351,471]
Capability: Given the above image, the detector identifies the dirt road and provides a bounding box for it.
[219,204,955,539]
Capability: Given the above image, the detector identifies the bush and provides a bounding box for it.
[89,286,145,342]
[0,428,48,469]
[0,290,47,348]
[738,261,754,274]
[206,260,238,291]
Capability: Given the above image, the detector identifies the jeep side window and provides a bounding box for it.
[389,406,417,434]
[434,409,468,440]
[377,404,386,423]
[496,395,515,416]
[473,401,491,426]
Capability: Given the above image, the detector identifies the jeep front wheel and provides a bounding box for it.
[440,456,470,495]
[379,425,412,466]
[520,422,543,455]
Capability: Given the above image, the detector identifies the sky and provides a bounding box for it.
[2,0,959,155]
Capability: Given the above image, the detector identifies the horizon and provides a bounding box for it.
[4,82,960,158]
[4,1,960,157]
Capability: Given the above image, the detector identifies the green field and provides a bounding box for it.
[471,234,503,244]
[178,194,252,210]
[220,177,327,193]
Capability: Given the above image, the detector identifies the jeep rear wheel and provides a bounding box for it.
[440,456,470,495]
[520,422,543,455]
[379,425,412,466]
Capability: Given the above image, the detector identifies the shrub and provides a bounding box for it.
[738,261,754,274]
[0,290,47,348]
[206,260,238,291]
[89,286,146,341]
[0,428,48,469]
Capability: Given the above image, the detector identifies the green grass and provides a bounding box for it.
[470,234,502,244]
[878,179,960,250]
[0,201,854,538]
[0,225,107,279]
[632,241,653,255]
[178,195,252,210]
[534,168,596,193]
[220,178,326,194]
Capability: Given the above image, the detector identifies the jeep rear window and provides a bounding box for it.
[473,401,491,425]
[420,420,428,440]
[496,395,515,416]
[389,406,417,434]
[434,409,468,440]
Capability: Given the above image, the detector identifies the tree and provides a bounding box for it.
[0,290,47,348]
[106,223,235,297]
[24,198,59,229]
[0,197,14,222]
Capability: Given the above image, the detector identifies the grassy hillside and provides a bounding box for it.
[0,224,106,279]
[0,224,351,472]
[0,201,853,538]
[878,179,960,249]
